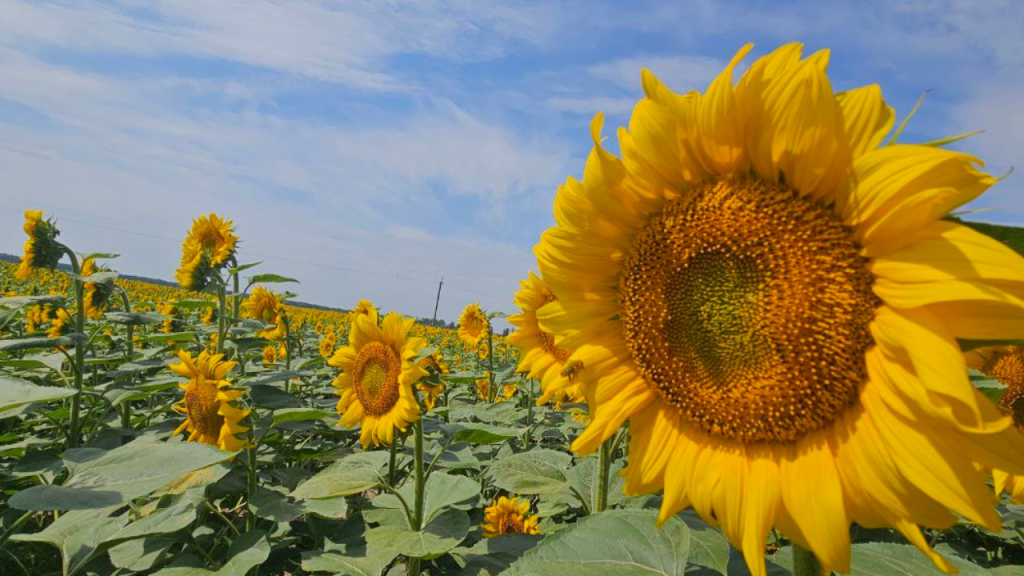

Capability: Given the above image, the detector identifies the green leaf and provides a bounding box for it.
[229,261,263,274]
[249,384,302,409]
[565,456,625,513]
[0,294,66,308]
[0,376,76,412]
[9,437,235,510]
[456,534,541,576]
[81,252,120,260]
[299,495,349,520]
[250,488,304,523]
[108,535,178,572]
[271,407,333,427]
[291,451,391,499]
[445,423,520,445]
[11,506,124,576]
[374,472,480,527]
[486,449,572,495]
[0,334,83,352]
[366,508,470,560]
[502,509,692,576]
[675,510,730,575]
[171,299,217,310]
[774,542,991,576]
[212,530,271,576]
[104,311,164,326]
[249,273,300,284]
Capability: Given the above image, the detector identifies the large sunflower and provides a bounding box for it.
[968,346,1024,502]
[508,272,574,405]
[243,286,287,340]
[535,43,1024,576]
[170,350,249,451]
[458,303,489,347]
[328,312,427,448]
[481,496,540,538]
[175,213,238,291]
[15,210,62,281]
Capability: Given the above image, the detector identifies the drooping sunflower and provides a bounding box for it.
[81,258,114,320]
[46,308,72,339]
[508,272,574,405]
[535,43,1024,575]
[243,286,287,340]
[262,344,277,366]
[481,496,540,538]
[15,210,62,281]
[968,346,1024,502]
[328,312,428,448]
[170,350,249,451]
[475,377,491,401]
[417,381,445,411]
[458,303,489,348]
[175,213,238,291]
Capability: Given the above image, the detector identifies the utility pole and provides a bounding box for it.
[431,276,444,327]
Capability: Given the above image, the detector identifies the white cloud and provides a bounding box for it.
[0,46,570,321]
[588,55,726,94]
[0,0,568,90]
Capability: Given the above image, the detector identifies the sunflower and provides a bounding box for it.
[319,331,337,358]
[170,350,249,451]
[328,312,428,448]
[417,381,445,411]
[200,306,217,325]
[350,299,379,328]
[82,258,114,320]
[15,210,62,281]
[478,343,489,361]
[481,496,540,538]
[508,272,574,405]
[46,308,72,339]
[502,382,517,401]
[968,346,1024,502]
[419,351,451,376]
[158,301,178,334]
[243,286,286,340]
[262,345,277,366]
[534,43,1024,576]
[476,377,491,401]
[458,303,489,347]
[175,213,238,291]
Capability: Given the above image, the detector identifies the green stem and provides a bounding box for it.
[487,325,495,403]
[792,543,823,576]
[117,287,133,432]
[283,316,292,393]
[408,418,425,575]
[595,437,611,514]
[246,437,258,532]
[216,282,227,354]
[63,247,86,448]
[524,379,534,448]
[388,433,399,486]
[0,510,34,551]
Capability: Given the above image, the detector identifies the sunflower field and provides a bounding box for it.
[4,42,1024,576]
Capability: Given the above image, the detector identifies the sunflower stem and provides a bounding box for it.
[409,417,426,575]
[283,316,292,393]
[524,379,535,448]
[63,246,86,449]
[246,432,258,532]
[387,433,399,486]
[216,282,227,354]
[595,437,611,514]
[486,324,495,403]
[792,543,823,576]
[117,287,133,432]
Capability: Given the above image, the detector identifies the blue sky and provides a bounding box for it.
[1,0,1022,323]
